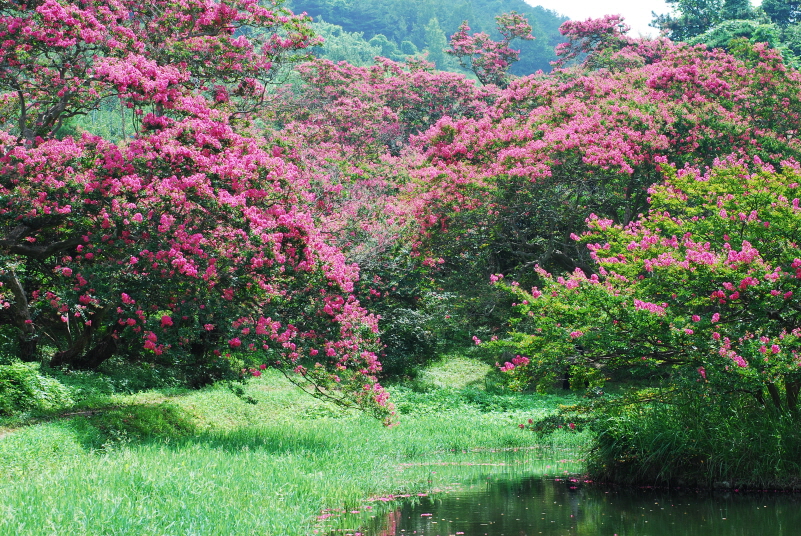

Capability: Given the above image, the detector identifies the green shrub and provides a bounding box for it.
[0,362,74,415]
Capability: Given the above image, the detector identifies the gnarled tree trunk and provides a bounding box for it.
[51,333,118,370]
[7,270,39,361]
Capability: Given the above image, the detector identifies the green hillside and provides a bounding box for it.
[288,0,568,73]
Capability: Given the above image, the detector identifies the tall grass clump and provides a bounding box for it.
[586,392,801,489]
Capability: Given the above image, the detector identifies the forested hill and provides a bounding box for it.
[286,0,568,74]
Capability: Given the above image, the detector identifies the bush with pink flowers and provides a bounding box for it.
[0,0,393,422]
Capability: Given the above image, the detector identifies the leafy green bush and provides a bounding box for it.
[0,362,74,415]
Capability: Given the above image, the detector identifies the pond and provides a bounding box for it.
[366,476,801,536]
[331,456,801,536]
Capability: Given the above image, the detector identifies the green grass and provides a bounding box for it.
[412,355,493,389]
[586,391,801,490]
[0,363,585,536]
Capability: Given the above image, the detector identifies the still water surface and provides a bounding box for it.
[364,474,801,536]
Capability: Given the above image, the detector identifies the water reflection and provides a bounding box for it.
[367,476,801,536]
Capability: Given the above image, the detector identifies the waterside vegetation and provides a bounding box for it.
[0,360,586,535]
[3,0,801,514]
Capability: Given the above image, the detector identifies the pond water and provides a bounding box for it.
[359,473,801,536]
[332,462,801,536]
[323,448,801,536]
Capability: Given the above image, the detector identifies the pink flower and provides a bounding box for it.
[712,313,720,323]
[229,337,242,348]
[160,315,173,327]
[692,315,700,322]
[634,299,666,316]
[772,344,781,354]
[512,355,529,366]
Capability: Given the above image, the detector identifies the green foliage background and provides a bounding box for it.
[289,0,567,73]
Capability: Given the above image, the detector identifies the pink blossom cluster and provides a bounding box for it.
[498,355,530,372]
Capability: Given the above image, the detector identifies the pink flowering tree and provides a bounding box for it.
[492,158,801,414]
[551,14,675,70]
[0,0,394,421]
[396,24,801,387]
[407,29,801,285]
[272,57,492,158]
[553,14,632,68]
[446,12,534,87]
[260,57,497,372]
[0,0,320,145]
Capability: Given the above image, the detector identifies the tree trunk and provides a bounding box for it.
[766,382,784,412]
[786,380,801,414]
[51,333,118,370]
[7,270,38,361]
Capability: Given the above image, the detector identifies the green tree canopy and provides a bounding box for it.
[763,0,801,26]
[289,0,567,73]
[653,0,725,40]
[424,17,450,70]
[721,0,754,20]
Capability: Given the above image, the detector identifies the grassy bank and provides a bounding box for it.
[0,358,586,535]
[585,391,801,491]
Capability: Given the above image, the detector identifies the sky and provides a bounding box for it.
[524,0,673,37]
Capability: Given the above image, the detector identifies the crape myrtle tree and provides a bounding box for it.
[446,11,534,87]
[493,158,801,416]
[406,17,801,288]
[264,56,495,373]
[1,0,319,143]
[0,0,393,420]
[420,20,801,419]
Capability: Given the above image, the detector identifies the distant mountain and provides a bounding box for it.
[287,0,569,74]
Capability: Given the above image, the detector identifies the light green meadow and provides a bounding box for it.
[0,358,587,536]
